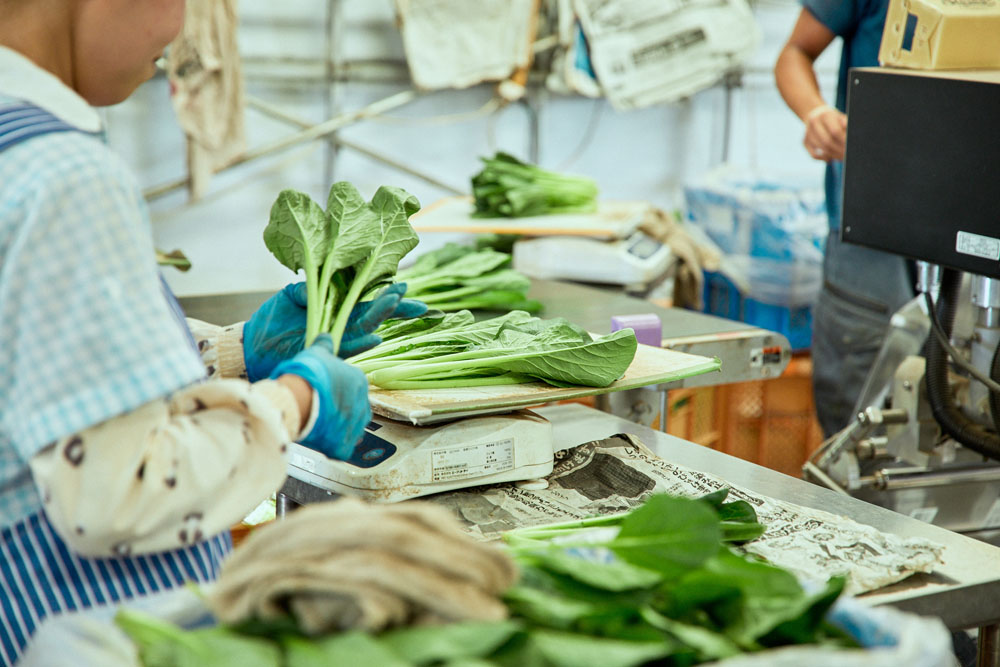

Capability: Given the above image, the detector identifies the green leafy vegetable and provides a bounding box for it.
[497,491,854,662]
[117,491,858,667]
[398,243,542,314]
[351,312,638,390]
[472,152,599,218]
[284,632,409,667]
[263,182,420,352]
[379,620,522,665]
[115,609,281,667]
[526,630,673,667]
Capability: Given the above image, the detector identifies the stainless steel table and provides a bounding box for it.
[179,280,791,433]
[538,403,1000,665]
[527,279,791,385]
[178,278,791,387]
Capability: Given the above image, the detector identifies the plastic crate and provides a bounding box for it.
[702,265,816,352]
[744,297,813,351]
[683,165,827,262]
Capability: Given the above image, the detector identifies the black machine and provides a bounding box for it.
[842,67,1000,278]
[806,67,1000,543]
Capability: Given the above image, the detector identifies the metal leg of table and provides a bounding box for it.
[979,624,1000,667]
[660,389,668,433]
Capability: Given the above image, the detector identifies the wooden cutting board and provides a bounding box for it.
[368,343,720,425]
[410,196,651,240]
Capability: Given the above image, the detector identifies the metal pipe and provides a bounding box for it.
[323,0,342,188]
[972,276,1000,310]
[144,90,419,201]
[874,465,1000,491]
[855,437,889,460]
[660,390,668,434]
[979,623,1000,667]
[915,261,941,294]
[244,96,465,195]
[802,461,851,496]
[979,308,1000,329]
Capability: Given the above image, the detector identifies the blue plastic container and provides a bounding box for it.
[702,256,820,352]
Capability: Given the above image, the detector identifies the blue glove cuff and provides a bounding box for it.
[271,354,364,461]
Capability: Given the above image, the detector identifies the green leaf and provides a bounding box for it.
[283,632,409,667]
[669,549,808,646]
[263,189,333,345]
[720,520,766,543]
[115,609,282,667]
[364,327,637,389]
[397,242,476,281]
[375,310,447,342]
[760,577,847,647]
[504,585,609,631]
[472,153,598,218]
[527,630,672,667]
[640,607,741,661]
[327,185,420,354]
[609,495,721,579]
[404,248,511,294]
[379,620,521,665]
[263,190,330,275]
[697,488,730,508]
[531,551,663,592]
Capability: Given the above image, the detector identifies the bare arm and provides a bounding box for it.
[774,9,847,161]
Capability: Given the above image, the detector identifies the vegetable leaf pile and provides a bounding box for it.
[263,183,420,353]
[472,152,599,218]
[397,243,542,314]
[117,490,857,666]
[347,310,638,390]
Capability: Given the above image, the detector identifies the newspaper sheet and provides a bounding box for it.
[572,0,760,110]
[395,0,536,90]
[430,434,944,595]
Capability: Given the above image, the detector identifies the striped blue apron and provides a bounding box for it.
[0,104,231,666]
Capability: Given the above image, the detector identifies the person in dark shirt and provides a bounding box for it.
[775,1,914,437]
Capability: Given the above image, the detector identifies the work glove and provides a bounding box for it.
[340,282,428,358]
[270,334,371,460]
[244,282,428,381]
[208,497,518,635]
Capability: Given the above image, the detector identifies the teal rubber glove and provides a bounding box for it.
[270,334,371,461]
[244,283,309,382]
[340,282,428,358]
[244,282,427,381]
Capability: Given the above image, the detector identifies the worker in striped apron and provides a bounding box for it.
[0,3,422,662]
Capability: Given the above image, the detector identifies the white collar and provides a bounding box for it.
[0,46,102,132]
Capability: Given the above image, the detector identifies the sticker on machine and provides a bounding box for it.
[431,438,515,482]
[956,231,1000,261]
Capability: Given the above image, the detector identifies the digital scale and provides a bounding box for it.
[278,335,723,507]
[286,410,555,503]
[511,231,674,288]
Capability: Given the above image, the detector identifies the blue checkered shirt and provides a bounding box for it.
[0,97,207,528]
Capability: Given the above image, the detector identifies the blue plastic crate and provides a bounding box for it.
[702,269,814,352]
[744,297,813,351]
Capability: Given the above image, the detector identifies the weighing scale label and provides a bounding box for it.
[431,439,514,482]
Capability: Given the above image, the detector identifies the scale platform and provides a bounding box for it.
[512,231,673,288]
[410,196,651,240]
[279,341,720,507]
[285,410,554,503]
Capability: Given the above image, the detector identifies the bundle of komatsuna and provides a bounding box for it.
[262,182,637,390]
[115,490,860,666]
